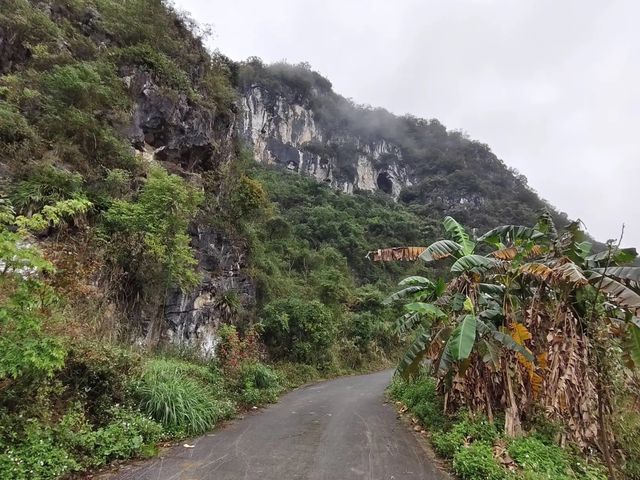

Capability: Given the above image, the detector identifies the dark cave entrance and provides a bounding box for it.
[376,172,394,194]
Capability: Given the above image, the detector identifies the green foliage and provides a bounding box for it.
[261,298,336,367]
[134,358,233,436]
[103,167,203,292]
[0,101,34,143]
[0,418,79,480]
[388,376,445,430]
[236,362,282,406]
[388,376,606,480]
[0,279,66,380]
[453,442,510,480]
[507,437,572,479]
[0,406,162,479]
[612,401,640,479]
[56,406,163,468]
[432,414,498,459]
[108,44,192,92]
[10,165,85,215]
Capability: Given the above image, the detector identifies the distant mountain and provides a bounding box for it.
[237,59,568,233]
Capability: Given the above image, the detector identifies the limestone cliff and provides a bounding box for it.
[241,86,411,197]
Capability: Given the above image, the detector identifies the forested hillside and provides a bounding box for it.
[238,59,569,232]
[0,1,637,479]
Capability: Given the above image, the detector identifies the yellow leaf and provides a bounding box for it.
[510,322,532,345]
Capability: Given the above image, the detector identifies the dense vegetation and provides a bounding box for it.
[389,376,609,479]
[377,215,640,479]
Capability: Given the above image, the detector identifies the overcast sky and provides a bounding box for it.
[177,0,639,247]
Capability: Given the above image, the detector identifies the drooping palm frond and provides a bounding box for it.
[443,216,475,255]
[448,314,477,361]
[398,275,433,286]
[394,312,422,335]
[383,285,426,305]
[396,326,431,379]
[404,302,447,318]
[592,266,640,286]
[419,239,464,262]
[626,324,640,367]
[451,255,500,274]
[588,273,640,314]
[585,248,638,268]
[478,225,544,247]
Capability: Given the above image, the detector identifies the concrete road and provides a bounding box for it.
[103,370,448,480]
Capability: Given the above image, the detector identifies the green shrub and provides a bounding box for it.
[55,406,162,468]
[507,436,571,479]
[135,358,233,436]
[0,419,79,480]
[103,166,204,293]
[388,376,445,430]
[613,401,640,479]
[0,102,34,143]
[452,442,509,480]
[261,298,337,366]
[86,407,163,465]
[10,164,84,215]
[109,44,192,93]
[236,362,282,406]
[40,61,124,111]
[0,261,66,381]
[59,343,142,424]
[274,362,321,389]
[432,414,497,459]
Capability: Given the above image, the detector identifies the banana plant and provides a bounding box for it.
[373,214,640,379]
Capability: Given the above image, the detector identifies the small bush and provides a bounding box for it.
[0,419,79,480]
[388,376,445,430]
[87,407,163,465]
[507,436,571,479]
[453,442,509,480]
[135,358,233,436]
[55,406,163,468]
[432,414,497,459]
[59,343,142,424]
[236,362,282,406]
[10,164,84,215]
[261,298,336,367]
[216,325,260,372]
[0,102,34,144]
[274,362,321,389]
[613,400,640,479]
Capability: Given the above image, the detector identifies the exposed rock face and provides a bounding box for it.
[123,68,250,356]
[124,68,235,172]
[0,26,31,74]
[163,227,254,356]
[241,86,411,197]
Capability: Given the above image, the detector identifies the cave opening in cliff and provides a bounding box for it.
[376,172,393,194]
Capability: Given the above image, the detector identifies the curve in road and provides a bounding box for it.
[102,370,448,480]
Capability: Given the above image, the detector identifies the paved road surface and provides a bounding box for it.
[103,370,447,480]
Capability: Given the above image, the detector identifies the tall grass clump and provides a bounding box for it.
[135,358,234,436]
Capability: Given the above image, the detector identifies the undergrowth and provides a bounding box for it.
[388,376,610,480]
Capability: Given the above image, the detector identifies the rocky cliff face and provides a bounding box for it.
[241,86,411,197]
[123,68,253,356]
[163,227,254,356]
